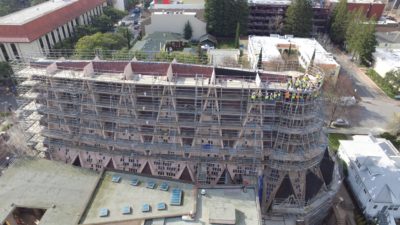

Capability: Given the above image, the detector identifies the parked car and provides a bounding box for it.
[332,118,350,128]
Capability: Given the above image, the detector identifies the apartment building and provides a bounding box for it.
[247,0,330,36]
[0,0,106,62]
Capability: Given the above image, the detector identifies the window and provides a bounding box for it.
[67,23,72,37]
[373,205,378,209]
[0,43,9,61]
[39,38,45,52]
[10,43,19,59]
[56,29,62,42]
[61,26,67,38]
[45,34,52,49]
[51,32,56,45]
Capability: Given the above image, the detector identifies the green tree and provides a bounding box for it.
[205,0,248,37]
[74,25,100,39]
[126,0,139,10]
[30,0,47,6]
[116,27,133,49]
[234,22,240,49]
[75,32,126,59]
[103,6,127,23]
[183,21,193,40]
[112,48,133,60]
[329,0,349,45]
[345,11,377,65]
[385,69,400,92]
[257,48,263,70]
[284,0,313,37]
[0,62,15,87]
[91,15,114,33]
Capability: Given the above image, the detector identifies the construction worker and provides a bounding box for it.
[258,91,263,100]
[251,92,257,101]
[295,78,301,89]
[265,92,270,101]
[287,79,292,89]
[284,91,290,100]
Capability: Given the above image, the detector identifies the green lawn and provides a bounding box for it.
[217,39,237,49]
[328,133,349,153]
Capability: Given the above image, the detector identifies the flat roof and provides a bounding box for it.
[81,171,196,224]
[339,135,400,204]
[159,188,261,225]
[0,0,78,25]
[248,0,291,5]
[248,35,339,66]
[0,159,100,225]
[374,48,400,69]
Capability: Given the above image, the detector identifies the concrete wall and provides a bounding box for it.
[145,13,206,40]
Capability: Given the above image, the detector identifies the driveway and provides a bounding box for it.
[331,50,400,134]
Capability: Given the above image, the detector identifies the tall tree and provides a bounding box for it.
[205,0,248,37]
[234,22,240,49]
[345,10,377,65]
[75,32,126,59]
[257,48,263,70]
[91,15,114,33]
[183,21,193,40]
[283,0,313,37]
[329,0,349,45]
[103,6,128,23]
[116,27,133,49]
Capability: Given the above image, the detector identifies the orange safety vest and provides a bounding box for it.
[284,91,290,99]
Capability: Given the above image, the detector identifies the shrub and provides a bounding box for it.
[365,69,397,98]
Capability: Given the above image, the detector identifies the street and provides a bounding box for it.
[331,50,400,134]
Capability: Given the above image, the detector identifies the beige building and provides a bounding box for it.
[145,11,207,40]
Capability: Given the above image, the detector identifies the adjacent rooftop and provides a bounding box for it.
[0,159,261,225]
[0,159,99,225]
[0,0,78,25]
[248,35,338,66]
[339,135,400,205]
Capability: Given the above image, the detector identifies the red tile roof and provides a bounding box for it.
[172,64,213,78]
[0,0,105,43]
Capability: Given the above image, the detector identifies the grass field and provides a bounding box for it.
[328,133,350,153]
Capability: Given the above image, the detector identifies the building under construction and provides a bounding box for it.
[14,59,340,224]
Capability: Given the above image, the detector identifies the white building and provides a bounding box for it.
[145,11,207,40]
[248,35,340,79]
[373,48,400,77]
[0,0,106,62]
[338,135,400,223]
[110,0,126,11]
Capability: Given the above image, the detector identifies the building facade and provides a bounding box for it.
[248,35,340,79]
[15,59,340,224]
[145,11,207,40]
[339,135,400,223]
[0,0,106,62]
[247,0,330,36]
